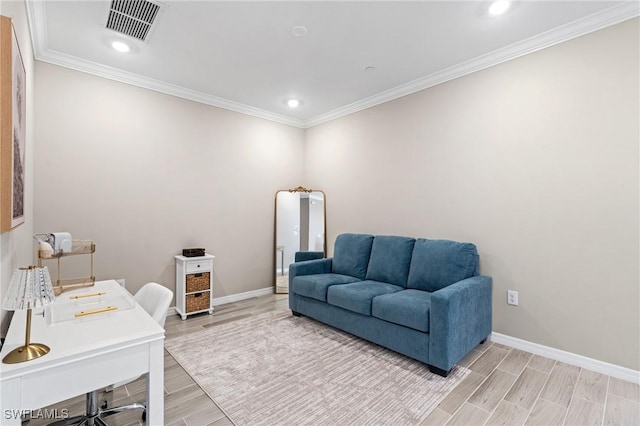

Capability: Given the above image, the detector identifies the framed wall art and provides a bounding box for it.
[1,16,26,233]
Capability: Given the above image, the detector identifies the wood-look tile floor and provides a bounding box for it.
[25,293,639,426]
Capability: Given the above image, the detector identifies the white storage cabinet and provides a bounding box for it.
[175,254,215,320]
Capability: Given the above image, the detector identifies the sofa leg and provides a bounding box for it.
[428,365,451,377]
[291,311,302,317]
[480,338,487,345]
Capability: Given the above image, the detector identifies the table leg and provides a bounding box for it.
[0,377,20,425]
[146,340,164,425]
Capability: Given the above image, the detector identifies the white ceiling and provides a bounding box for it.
[27,1,639,128]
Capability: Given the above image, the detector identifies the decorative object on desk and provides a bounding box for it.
[182,247,205,257]
[49,232,72,253]
[35,235,96,295]
[46,286,135,325]
[2,266,55,364]
[34,232,72,255]
[0,16,26,233]
[69,291,106,300]
[36,240,54,258]
[75,306,118,317]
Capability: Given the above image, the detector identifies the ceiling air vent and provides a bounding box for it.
[105,0,161,42]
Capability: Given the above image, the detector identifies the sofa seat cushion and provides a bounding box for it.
[327,280,403,316]
[365,236,416,287]
[292,274,361,302]
[372,289,432,333]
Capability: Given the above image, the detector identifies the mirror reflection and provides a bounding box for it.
[275,187,326,294]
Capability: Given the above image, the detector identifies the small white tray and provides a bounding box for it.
[47,290,135,325]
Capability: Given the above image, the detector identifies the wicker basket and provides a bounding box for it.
[186,291,210,313]
[186,272,210,293]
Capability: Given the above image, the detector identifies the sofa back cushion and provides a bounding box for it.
[407,239,479,292]
[365,236,416,287]
[332,233,375,280]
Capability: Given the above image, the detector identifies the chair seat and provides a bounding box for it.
[327,281,403,316]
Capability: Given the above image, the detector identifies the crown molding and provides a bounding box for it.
[25,0,46,58]
[37,48,306,128]
[26,1,304,128]
[26,1,639,130]
[304,1,640,128]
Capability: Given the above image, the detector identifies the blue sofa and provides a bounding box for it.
[289,233,492,376]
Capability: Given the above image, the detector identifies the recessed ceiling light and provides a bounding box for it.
[111,41,130,53]
[287,99,300,108]
[291,26,308,37]
[489,0,511,16]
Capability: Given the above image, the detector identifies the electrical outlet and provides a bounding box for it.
[507,290,519,306]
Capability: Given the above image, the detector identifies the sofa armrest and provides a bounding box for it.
[294,251,325,262]
[429,275,492,372]
[289,258,333,288]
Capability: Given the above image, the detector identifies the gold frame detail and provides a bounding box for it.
[288,186,313,194]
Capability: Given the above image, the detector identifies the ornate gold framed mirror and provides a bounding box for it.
[274,186,327,294]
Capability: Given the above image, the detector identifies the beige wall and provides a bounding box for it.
[11,10,639,371]
[34,62,305,301]
[0,0,35,335]
[304,19,639,370]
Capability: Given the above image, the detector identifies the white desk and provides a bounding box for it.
[0,280,165,425]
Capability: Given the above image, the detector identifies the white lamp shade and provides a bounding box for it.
[2,266,55,311]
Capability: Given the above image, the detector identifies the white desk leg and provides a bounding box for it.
[146,340,164,425]
[0,377,21,425]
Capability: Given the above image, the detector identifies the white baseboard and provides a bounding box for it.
[491,332,640,384]
[211,287,274,306]
[167,286,275,317]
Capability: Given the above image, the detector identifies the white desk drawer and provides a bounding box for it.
[186,260,212,273]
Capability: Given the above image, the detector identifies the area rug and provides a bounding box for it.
[165,310,468,426]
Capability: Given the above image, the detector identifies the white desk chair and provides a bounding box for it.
[130,282,173,328]
[50,282,173,426]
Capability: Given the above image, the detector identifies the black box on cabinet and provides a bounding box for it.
[182,248,205,257]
